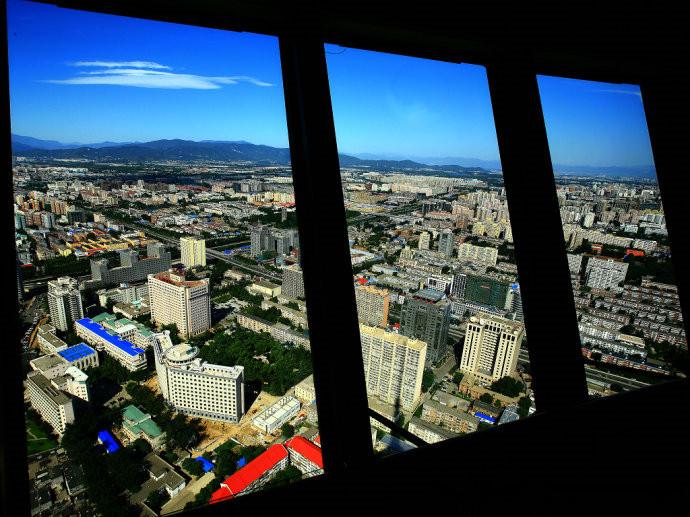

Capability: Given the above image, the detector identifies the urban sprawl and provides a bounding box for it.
[14,158,687,516]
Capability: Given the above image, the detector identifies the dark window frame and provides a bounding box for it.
[2,2,688,516]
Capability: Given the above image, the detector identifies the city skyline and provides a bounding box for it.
[8,0,655,170]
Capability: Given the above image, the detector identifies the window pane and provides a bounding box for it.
[9,2,322,514]
[538,75,688,397]
[325,45,536,455]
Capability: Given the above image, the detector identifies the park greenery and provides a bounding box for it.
[198,328,312,396]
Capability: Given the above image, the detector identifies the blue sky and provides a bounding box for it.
[6,0,655,167]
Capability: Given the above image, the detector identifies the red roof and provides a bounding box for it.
[313,434,321,446]
[209,444,288,504]
[285,436,324,469]
[357,277,368,285]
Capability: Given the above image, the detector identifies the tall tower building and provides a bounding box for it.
[47,277,84,332]
[460,313,524,383]
[400,289,451,365]
[355,284,390,328]
[180,236,207,268]
[148,270,211,339]
[438,229,454,257]
[359,325,427,411]
[282,264,305,299]
[418,232,431,250]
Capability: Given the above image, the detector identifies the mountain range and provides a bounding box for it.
[11,134,656,177]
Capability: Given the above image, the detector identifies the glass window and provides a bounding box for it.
[325,45,536,455]
[9,1,322,513]
[538,75,688,397]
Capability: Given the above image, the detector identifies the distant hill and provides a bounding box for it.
[11,133,134,150]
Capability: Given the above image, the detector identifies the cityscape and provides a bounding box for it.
[8,1,688,516]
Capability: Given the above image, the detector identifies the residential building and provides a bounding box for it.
[282,264,305,299]
[26,372,75,436]
[148,270,211,339]
[408,417,458,444]
[285,436,323,477]
[459,313,525,383]
[294,374,316,403]
[421,399,479,434]
[355,284,390,328]
[90,243,171,287]
[47,277,83,332]
[180,236,206,268]
[359,324,426,411]
[457,242,498,266]
[400,288,451,365]
[438,229,454,257]
[154,332,245,422]
[418,231,431,250]
[585,256,629,290]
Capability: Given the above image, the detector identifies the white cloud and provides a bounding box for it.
[46,61,274,90]
[70,60,172,69]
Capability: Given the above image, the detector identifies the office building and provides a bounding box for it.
[75,317,147,371]
[355,284,390,328]
[148,270,211,339]
[180,236,206,268]
[90,243,171,287]
[585,256,629,290]
[26,371,75,436]
[459,313,525,383]
[457,242,498,266]
[359,324,426,411]
[438,229,454,257]
[47,277,84,332]
[154,332,245,422]
[282,264,305,299]
[400,288,451,365]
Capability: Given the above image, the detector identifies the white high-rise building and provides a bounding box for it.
[460,313,524,383]
[154,332,245,423]
[180,236,206,268]
[585,257,629,290]
[359,324,427,411]
[418,232,431,250]
[148,270,211,339]
[47,277,84,332]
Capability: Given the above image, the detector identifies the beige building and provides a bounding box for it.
[294,374,316,403]
[148,270,211,339]
[248,280,282,299]
[460,313,524,383]
[355,284,390,328]
[359,324,426,411]
[26,371,75,436]
[180,236,206,268]
[457,242,498,266]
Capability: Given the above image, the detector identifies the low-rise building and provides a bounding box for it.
[121,405,166,450]
[294,374,316,403]
[252,395,301,434]
[26,372,75,436]
[75,317,147,371]
[408,416,458,444]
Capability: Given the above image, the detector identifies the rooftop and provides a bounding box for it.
[76,317,145,357]
[58,343,96,363]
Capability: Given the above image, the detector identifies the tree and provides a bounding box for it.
[160,323,182,344]
[145,488,170,513]
[517,396,532,418]
[182,457,205,477]
[489,377,525,398]
[281,423,295,439]
[422,369,435,392]
[479,393,494,404]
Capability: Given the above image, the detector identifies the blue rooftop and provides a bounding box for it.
[97,430,120,454]
[58,343,96,363]
[195,456,214,472]
[76,318,145,357]
[475,412,496,424]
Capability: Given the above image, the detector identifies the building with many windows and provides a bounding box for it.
[180,236,206,268]
[26,372,75,436]
[282,264,305,299]
[90,242,171,287]
[154,332,245,423]
[75,317,147,371]
[585,256,629,290]
[459,313,525,383]
[148,270,211,339]
[400,288,451,365]
[456,242,498,266]
[355,284,390,328]
[359,324,426,411]
[47,276,83,332]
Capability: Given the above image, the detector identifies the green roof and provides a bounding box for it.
[122,405,163,439]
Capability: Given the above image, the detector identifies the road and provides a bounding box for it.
[517,349,650,391]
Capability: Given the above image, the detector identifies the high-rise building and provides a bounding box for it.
[148,270,211,339]
[282,264,305,299]
[180,236,206,268]
[355,284,390,328]
[418,232,431,250]
[400,288,451,365]
[359,324,426,411]
[451,272,468,299]
[457,242,498,266]
[585,257,629,290]
[47,277,84,332]
[90,243,171,287]
[438,229,454,257]
[154,332,244,422]
[459,313,524,383]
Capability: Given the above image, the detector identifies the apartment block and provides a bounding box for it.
[355,284,390,328]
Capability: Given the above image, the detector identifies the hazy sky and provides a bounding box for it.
[7,0,655,167]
